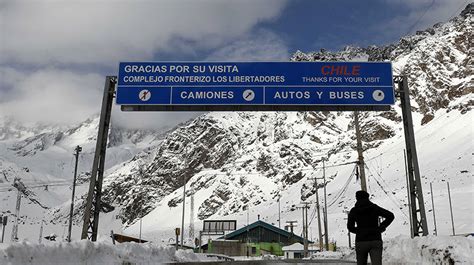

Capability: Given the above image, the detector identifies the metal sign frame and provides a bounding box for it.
[81,70,427,241]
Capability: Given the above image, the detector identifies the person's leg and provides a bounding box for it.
[356,241,370,265]
[368,240,383,265]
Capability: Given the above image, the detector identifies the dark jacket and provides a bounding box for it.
[347,198,394,242]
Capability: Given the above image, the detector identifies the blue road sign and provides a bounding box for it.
[116,62,394,111]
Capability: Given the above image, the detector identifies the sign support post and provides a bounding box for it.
[395,75,428,237]
[81,76,116,241]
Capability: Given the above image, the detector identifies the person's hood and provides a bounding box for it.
[354,198,373,209]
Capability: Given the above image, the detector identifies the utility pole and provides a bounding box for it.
[278,194,281,246]
[286,221,297,236]
[39,219,44,243]
[11,178,26,242]
[309,176,323,251]
[139,217,142,243]
[68,145,82,242]
[297,203,310,257]
[354,111,367,191]
[429,183,437,236]
[285,220,297,250]
[246,204,250,257]
[322,158,329,251]
[305,205,309,253]
[189,188,195,243]
[278,194,281,229]
[299,206,305,255]
[322,207,328,250]
[180,173,186,248]
[1,216,7,243]
[447,182,455,236]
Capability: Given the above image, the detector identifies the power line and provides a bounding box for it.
[0,182,71,192]
[365,165,409,220]
[394,0,436,58]
[176,160,359,178]
[447,0,469,20]
[325,165,357,209]
[0,181,71,189]
[364,96,472,179]
[405,0,436,36]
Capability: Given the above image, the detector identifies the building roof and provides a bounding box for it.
[282,242,320,251]
[218,220,310,243]
[112,233,148,243]
[282,242,304,251]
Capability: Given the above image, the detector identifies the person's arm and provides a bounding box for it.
[347,209,358,234]
[377,206,394,231]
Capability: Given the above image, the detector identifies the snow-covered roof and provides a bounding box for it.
[282,243,321,252]
[282,243,303,251]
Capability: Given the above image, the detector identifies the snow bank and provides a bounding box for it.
[383,235,474,264]
[307,246,355,261]
[309,250,345,259]
[308,236,473,264]
[0,240,201,265]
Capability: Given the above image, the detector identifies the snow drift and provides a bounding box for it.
[383,235,474,264]
[0,240,200,265]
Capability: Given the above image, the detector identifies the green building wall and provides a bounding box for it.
[247,242,283,256]
[206,240,284,256]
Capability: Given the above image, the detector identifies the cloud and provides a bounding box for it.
[382,0,468,38]
[1,0,288,65]
[206,30,290,61]
[0,0,290,129]
[0,67,103,125]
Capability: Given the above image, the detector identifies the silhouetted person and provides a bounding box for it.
[347,190,394,265]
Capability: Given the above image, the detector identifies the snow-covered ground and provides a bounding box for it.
[0,240,204,265]
[382,235,474,264]
[1,235,472,264]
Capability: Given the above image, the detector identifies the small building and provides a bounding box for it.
[282,243,320,259]
[202,220,310,257]
[282,242,337,259]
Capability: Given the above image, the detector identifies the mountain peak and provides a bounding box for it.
[460,3,473,18]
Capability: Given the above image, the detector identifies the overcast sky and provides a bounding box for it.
[0,0,469,129]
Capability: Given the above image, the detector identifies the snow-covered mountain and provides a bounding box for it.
[0,4,472,246]
[0,115,167,240]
